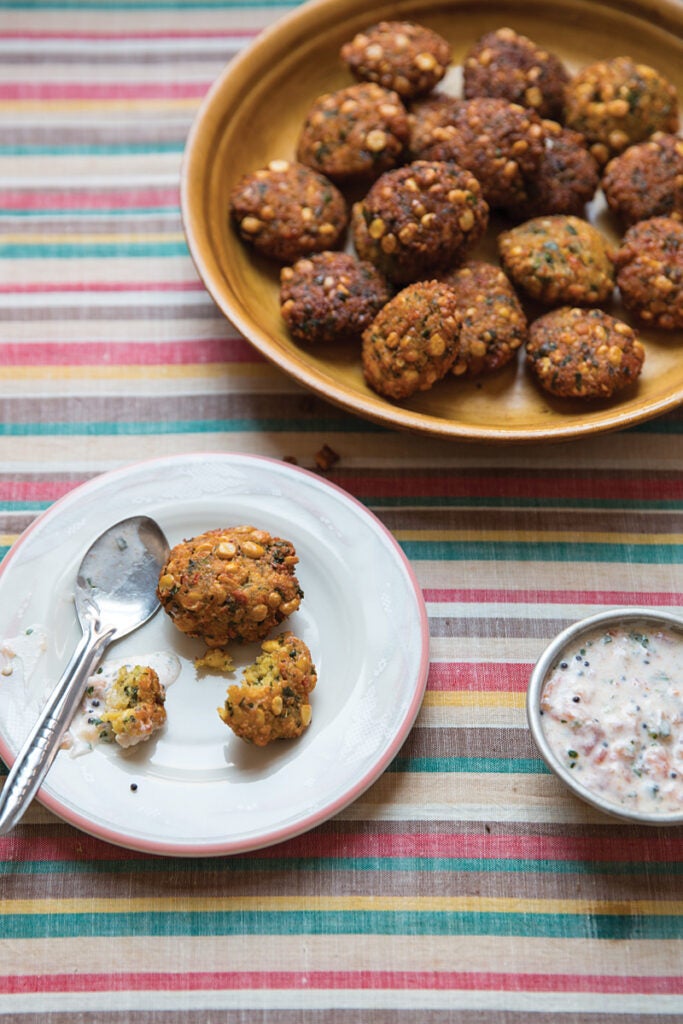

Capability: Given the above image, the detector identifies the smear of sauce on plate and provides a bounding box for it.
[541,622,683,814]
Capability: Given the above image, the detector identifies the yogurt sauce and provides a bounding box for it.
[541,621,683,814]
[67,651,181,756]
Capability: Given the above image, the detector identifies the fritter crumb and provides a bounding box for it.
[194,648,235,674]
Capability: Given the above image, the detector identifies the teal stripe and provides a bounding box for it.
[4,856,680,876]
[0,417,372,436]
[0,547,9,561]
[0,502,52,512]
[387,758,550,774]
[401,541,683,564]
[370,497,683,511]
[3,910,679,939]
[0,207,178,218]
[0,242,188,258]
[0,144,185,157]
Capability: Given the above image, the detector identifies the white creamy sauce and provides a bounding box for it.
[66,651,181,757]
[0,625,49,706]
[541,622,683,814]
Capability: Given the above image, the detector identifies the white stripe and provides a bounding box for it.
[0,291,210,310]
[0,38,247,57]
[0,989,680,1014]
[0,65,224,84]
[426,600,683,619]
[0,164,181,184]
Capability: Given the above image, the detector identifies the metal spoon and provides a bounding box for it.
[0,514,170,834]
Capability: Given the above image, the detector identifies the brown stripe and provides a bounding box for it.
[428,616,576,637]
[0,304,221,322]
[0,393,334,425]
[378,508,683,535]
[399,726,539,761]
[3,863,681,902]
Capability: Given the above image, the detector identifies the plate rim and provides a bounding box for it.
[181,0,683,445]
[0,452,430,857]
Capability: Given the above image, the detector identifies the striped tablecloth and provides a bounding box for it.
[1,2,682,1020]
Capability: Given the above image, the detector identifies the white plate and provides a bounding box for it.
[0,453,429,856]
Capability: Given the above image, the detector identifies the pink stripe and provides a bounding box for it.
[4,829,683,864]
[427,662,531,692]
[2,971,681,995]
[0,31,258,40]
[0,338,261,366]
[425,588,683,605]
[0,83,209,100]
[0,188,179,211]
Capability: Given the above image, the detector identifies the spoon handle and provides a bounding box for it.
[0,625,114,835]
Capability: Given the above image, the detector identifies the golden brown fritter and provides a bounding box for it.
[602,133,683,226]
[512,121,600,220]
[613,216,683,329]
[340,20,452,100]
[280,252,391,344]
[498,215,615,306]
[407,92,462,157]
[409,97,546,209]
[564,57,679,164]
[217,632,317,746]
[463,27,569,120]
[351,160,488,284]
[229,160,347,262]
[437,261,527,377]
[157,527,303,647]
[99,665,167,748]
[526,306,645,398]
[296,83,409,184]
[361,280,460,399]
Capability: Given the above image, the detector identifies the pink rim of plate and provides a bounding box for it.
[0,452,430,857]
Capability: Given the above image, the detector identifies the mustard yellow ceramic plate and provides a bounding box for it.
[181,0,683,443]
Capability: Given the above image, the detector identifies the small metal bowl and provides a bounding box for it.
[527,607,683,826]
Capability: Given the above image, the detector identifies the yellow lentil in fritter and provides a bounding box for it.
[296,82,409,184]
[564,56,679,165]
[229,160,347,263]
[437,261,527,377]
[352,159,488,284]
[614,216,683,330]
[340,20,452,100]
[157,526,303,647]
[361,280,461,400]
[463,27,569,120]
[498,215,615,307]
[526,306,645,398]
[217,632,317,746]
